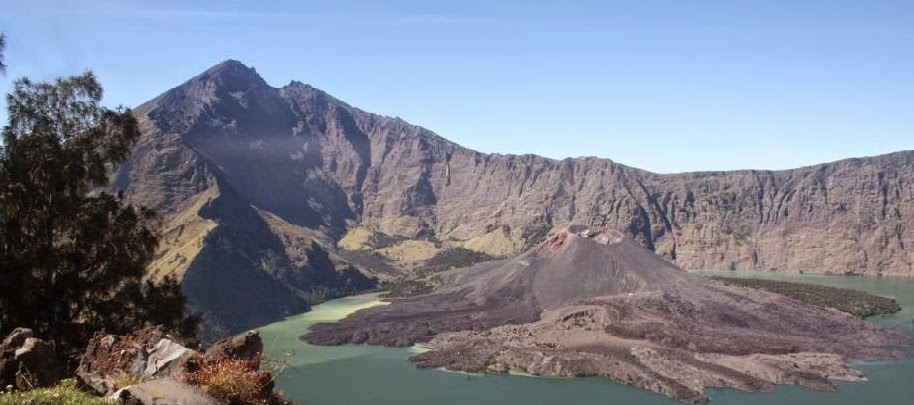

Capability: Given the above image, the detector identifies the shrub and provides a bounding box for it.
[186,357,273,405]
[421,248,497,274]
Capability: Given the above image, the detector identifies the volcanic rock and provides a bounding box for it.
[201,330,262,366]
[77,326,194,395]
[0,328,63,390]
[112,377,219,405]
[305,226,911,402]
[78,327,281,403]
[116,60,914,338]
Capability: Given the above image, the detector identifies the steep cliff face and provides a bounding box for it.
[116,60,913,336]
[391,150,914,275]
[643,157,914,274]
[353,132,914,275]
[115,61,378,339]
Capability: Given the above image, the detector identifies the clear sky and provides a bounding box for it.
[1,0,912,173]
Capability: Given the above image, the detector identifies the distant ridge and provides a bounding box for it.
[114,60,914,338]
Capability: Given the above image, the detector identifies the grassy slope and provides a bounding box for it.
[0,380,108,405]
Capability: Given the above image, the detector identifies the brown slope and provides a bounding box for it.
[305,226,910,402]
[115,61,377,340]
[128,60,914,278]
[117,60,914,338]
[361,147,914,275]
[304,227,693,346]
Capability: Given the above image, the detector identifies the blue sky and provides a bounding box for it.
[1,0,912,173]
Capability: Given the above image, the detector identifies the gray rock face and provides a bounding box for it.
[116,60,914,336]
[0,328,63,390]
[78,327,281,404]
[77,326,194,396]
[112,377,219,405]
[116,61,377,339]
[201,330,262,366]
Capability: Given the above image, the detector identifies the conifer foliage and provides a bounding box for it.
[0,72,196,361]
[0,33,6,74]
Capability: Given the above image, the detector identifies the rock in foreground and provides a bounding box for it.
[0,328,63,391]
[78,326,283,404]
[305,226,911,403]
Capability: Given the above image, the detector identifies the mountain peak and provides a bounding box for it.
[286,79,308,88]
[141,59,272,133]
[199,59,265,89]
[204,59,256,75]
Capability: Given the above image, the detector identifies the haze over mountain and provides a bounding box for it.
[114,60,914,338]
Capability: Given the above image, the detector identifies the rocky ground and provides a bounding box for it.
[305,226,912,403]
[1,326,285,404]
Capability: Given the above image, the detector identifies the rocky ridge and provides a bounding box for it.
[115,60,914,337]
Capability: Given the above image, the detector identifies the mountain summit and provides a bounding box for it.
[115,60,914,338]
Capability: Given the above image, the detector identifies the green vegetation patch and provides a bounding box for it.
[0,379,108,405]
[381,277,442,298]
[421,248,498,274]
[711,276,902,318]
[337,249,397,273]
[522,224,552,248]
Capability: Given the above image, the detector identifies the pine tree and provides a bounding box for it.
[0,33,6,74]
[0,72,197,362]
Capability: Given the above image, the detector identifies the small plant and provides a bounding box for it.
[110,371,143,389]
[186,357,272,405]
[260,348,294,384]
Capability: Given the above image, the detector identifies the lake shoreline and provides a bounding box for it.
[262,272,914,405]
[688,269,914,280]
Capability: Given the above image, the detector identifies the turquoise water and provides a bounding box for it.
[259,273,914,404]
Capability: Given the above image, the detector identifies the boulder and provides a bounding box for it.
[77,327,283,404]
[77,325,195,395]
[202,330,263,366]
[144,337,195,377]
[1,328,32,349]
[0,327,63,390]
[110,377,220,405]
